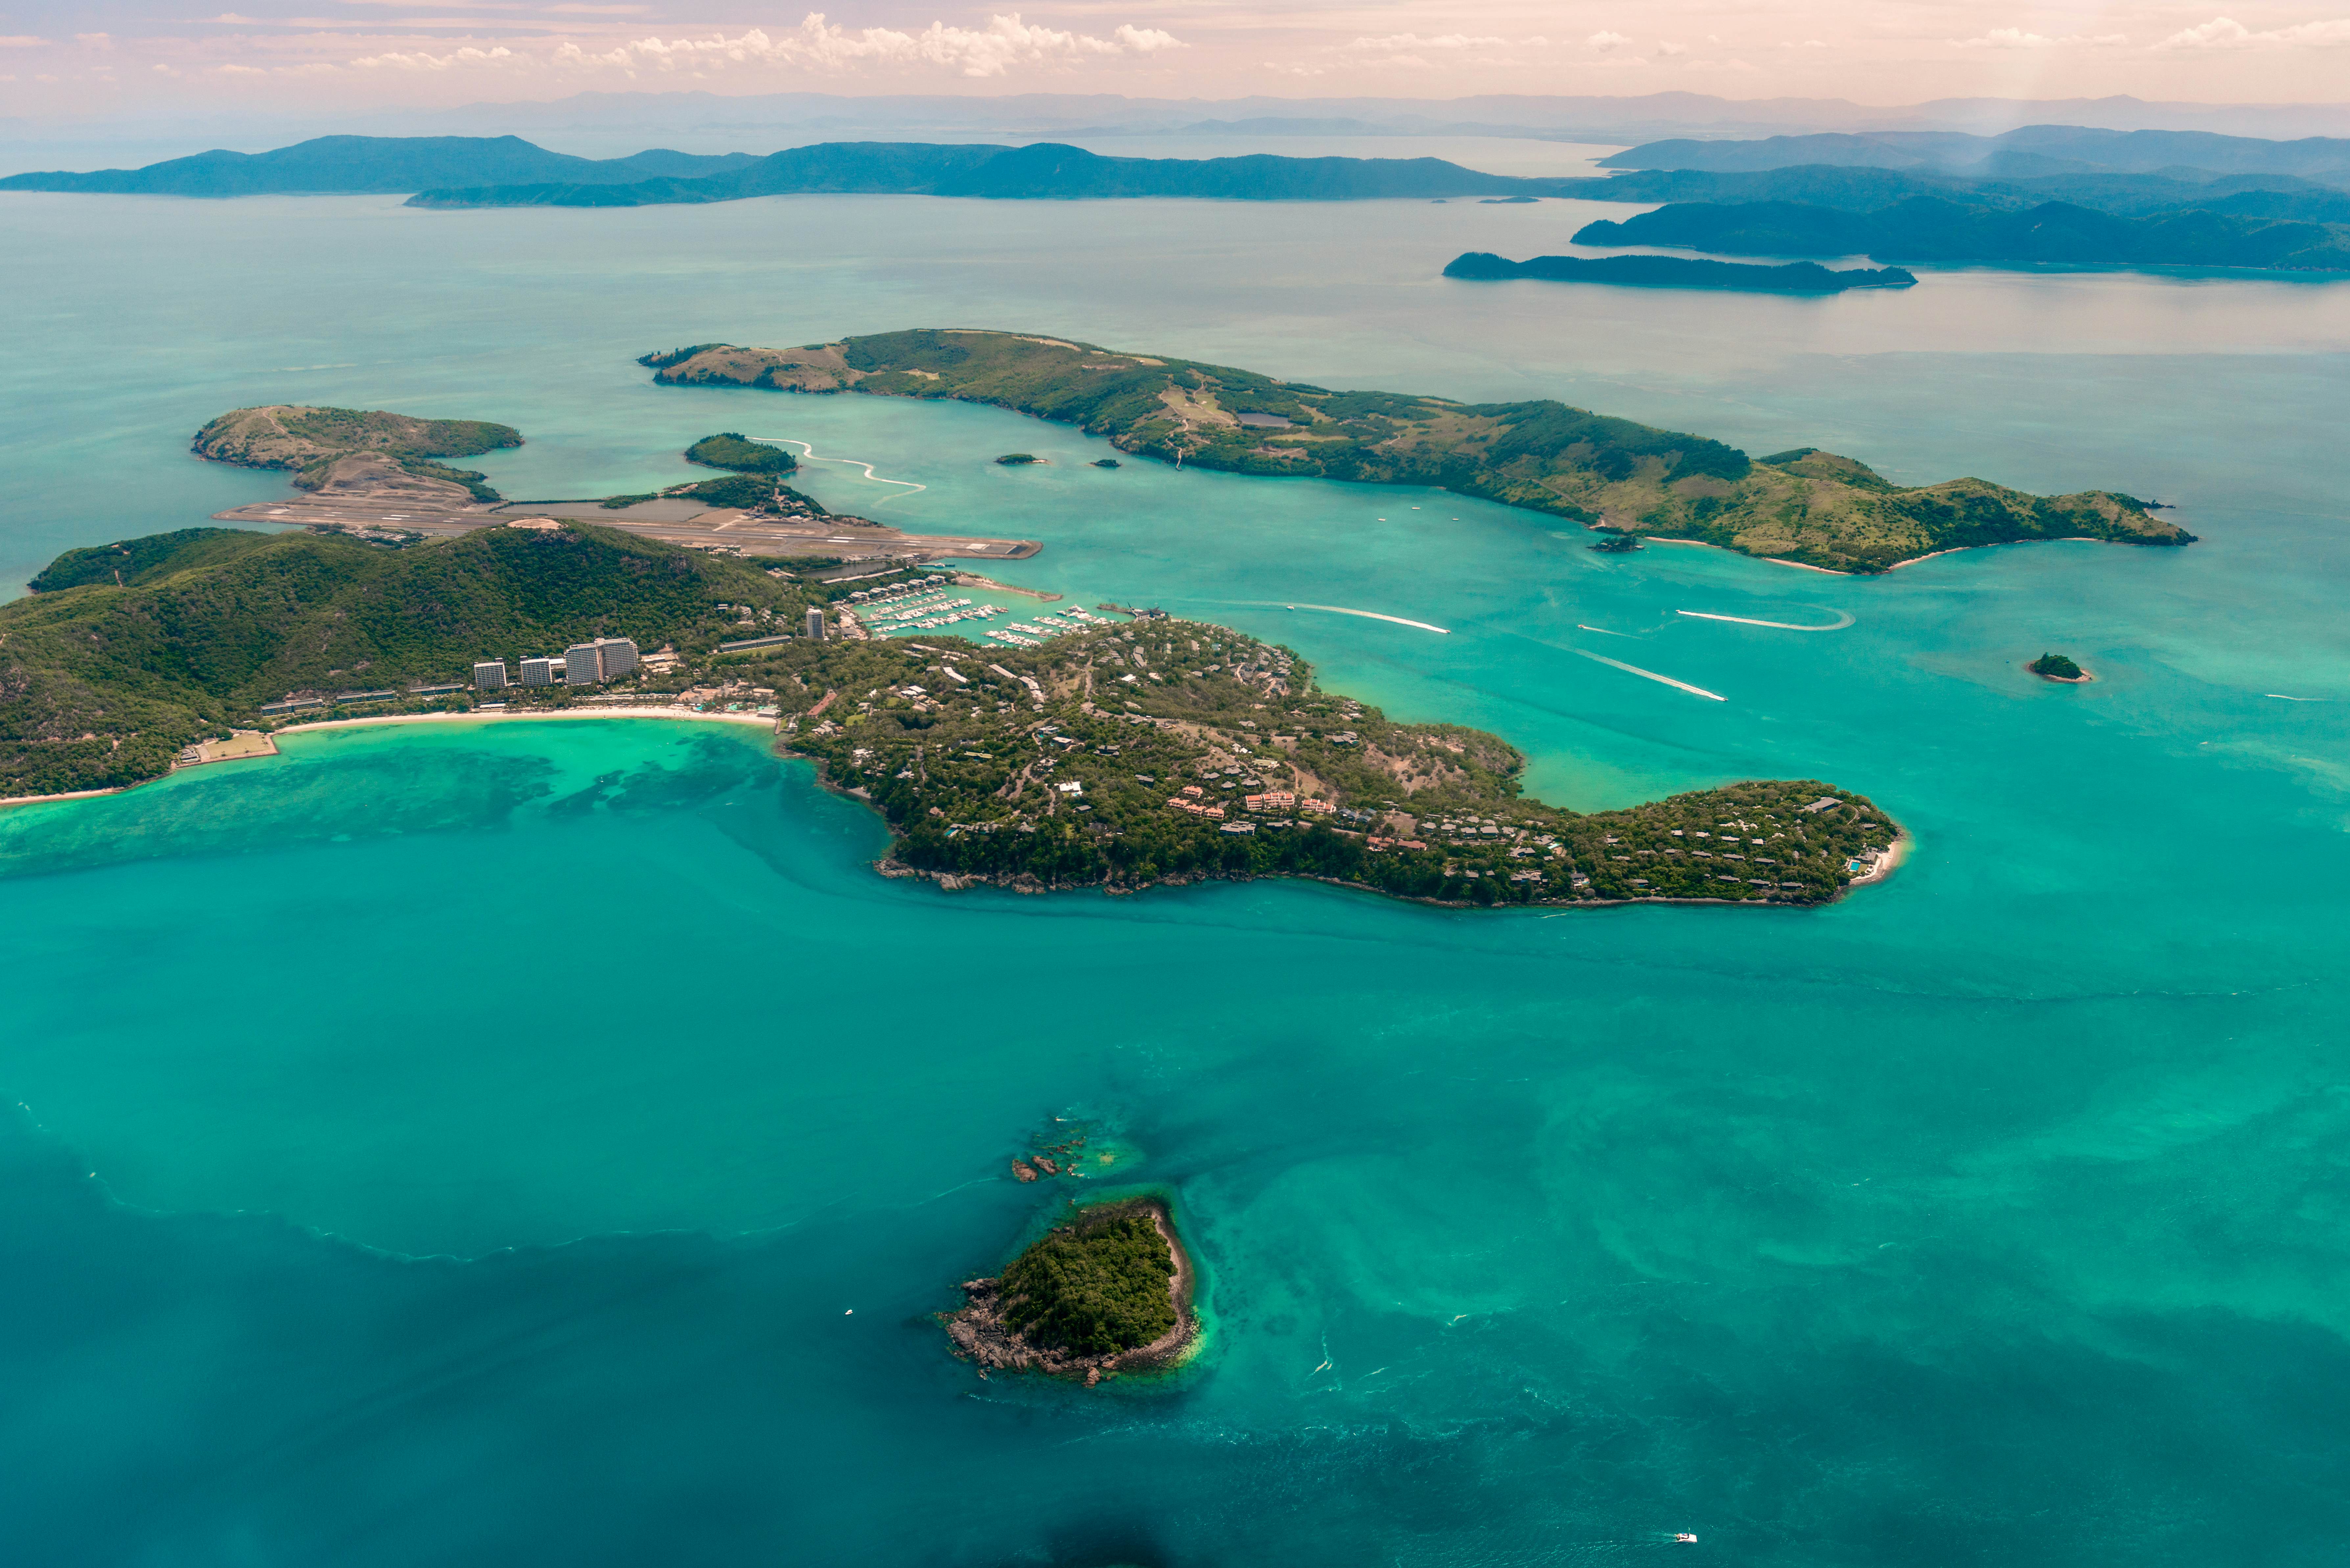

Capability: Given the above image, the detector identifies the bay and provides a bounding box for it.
[2,181,2348,1567]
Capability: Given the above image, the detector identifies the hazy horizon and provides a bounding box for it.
[6,2,2350,131]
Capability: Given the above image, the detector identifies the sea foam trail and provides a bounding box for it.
[1677,609,1856,631]
[764,439,927,503]
[1217,602,1450,634]
[1572,648,1727,701]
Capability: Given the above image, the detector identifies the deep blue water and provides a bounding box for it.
[2,184,2349,1567]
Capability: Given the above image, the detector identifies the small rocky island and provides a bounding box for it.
[945,1198,1197,1385]
[2030,652,2092,682]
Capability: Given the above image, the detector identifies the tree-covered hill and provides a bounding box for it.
[1,524,798,798]
[644,330,2191,574]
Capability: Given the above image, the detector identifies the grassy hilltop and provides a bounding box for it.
[193,405,523,503]
[643,330,2192,574]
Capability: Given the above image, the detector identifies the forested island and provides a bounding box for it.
[639,330,2192,574]
[2,520,1904,909]
[944,1198,1194,1383]
[1443,251,1917,292]
[1572,197,2350,272]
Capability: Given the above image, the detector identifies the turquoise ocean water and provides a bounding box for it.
[4,177,2350,1565]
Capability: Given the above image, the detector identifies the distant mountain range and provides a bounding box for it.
[0,135,756,196]
[1571,166,2350,225]
[0,135,1561,204]
[406,140,1555,206]
[1575,198,2350,272]
[1599,126,2350,183]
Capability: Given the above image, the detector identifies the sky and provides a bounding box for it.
[3,2,2349,122]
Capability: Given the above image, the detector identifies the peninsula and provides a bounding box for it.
[4,521,1902,908]
[1443,251,1917,292]
[640,330,2192,575]
[944,1197,1195,1383]
[191,405,1040,563]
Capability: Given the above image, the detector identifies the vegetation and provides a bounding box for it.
[8,527,1902,910]
[2031,652,2086,679]
[1573,197,2350,272]
[731,613,1902,906]
[0,523,800,798]
[641,330,2192,574]
[1444,251,1916,291]
[600,473,832,516]
[192,405,522,502]
[684,432,797,474]
[1589,534,1644,554]
[405,141,1571,211]
[995,453,1042,465]
[994,1201,1179,1358]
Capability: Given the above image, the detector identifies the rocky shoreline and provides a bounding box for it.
[943,1198,1198,1386]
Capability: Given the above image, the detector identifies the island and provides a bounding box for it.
[1443,251,1917,292]
[684,432,797,474]
[1571,197,2350,273]
[192,404,522,505]
[3,517,1904,908]
[995,453,1042,466]
[944,1198,1196,1383]
[2030,652,2092,682]
[637,330,2193,575]
[597,435,824,516]
[1589,534,1645,553]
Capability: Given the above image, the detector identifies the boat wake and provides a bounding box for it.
[1677,608,1855,632]
[1215,601,1451,634]
[761,439,927,505]
[1572,648,1727,701]
[2266,693,2330,701]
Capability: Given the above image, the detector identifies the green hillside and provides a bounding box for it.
[2,523,796,798]
[645,330,2192,574]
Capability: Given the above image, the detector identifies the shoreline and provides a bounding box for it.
[274,706,779,736]
[1846,831,1913,887]
[1112,1200,1202,1374]
[0,707,780,811]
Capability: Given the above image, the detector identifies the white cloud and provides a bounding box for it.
[541,4,651,13]
[544,13,1183,80]
[74,32,114,48]
[354,43,519,69]
[2153,15,2350,48]
[1955,27,2126,48]
[1779,38,1832,49]
[217,62,265,72]
[1656,40,1686,55]
[0,34,49,46]
[1347,33,1510,52]
[1586,30,1630,51]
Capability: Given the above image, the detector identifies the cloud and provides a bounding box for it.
[541,13,1184,80]
[1656,40,1686,55]
[0,35,49,46]
[1778,38,1832,49]
[353,43,518,68]
[74,32,115,48]
[2153,15,2350,48]
[1681,57,1759,73]
[540,4,651,12]
[1586,30,1630,51]
[1346,32,1510,52]
[1955,27,2126,48]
